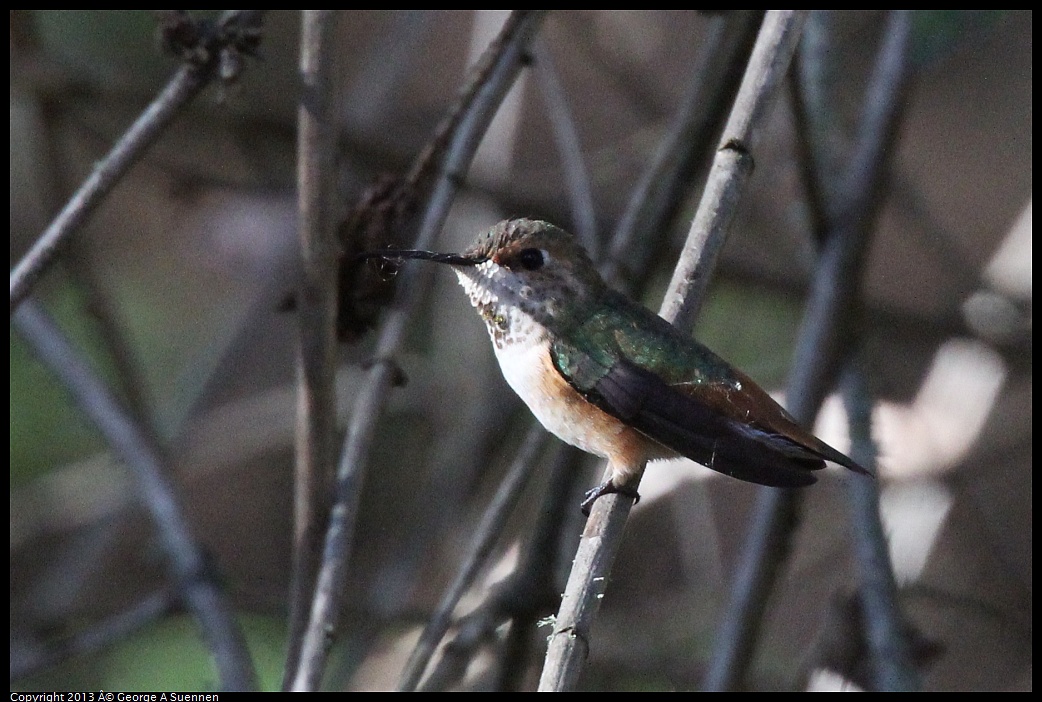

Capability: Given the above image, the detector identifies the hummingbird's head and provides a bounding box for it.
[358,219,605,347]
[451,219,606,346]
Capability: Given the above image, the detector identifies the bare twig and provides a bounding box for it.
[9,10,265,316]
[286,11,548,691]
[838,13,920,691]
[538,11,809,691]
[842,358,920,690]
[537,491,634,691]
[661,10,808,330]
[702,10,914,691]
[790,10,845,232]
[606,10,764,290]
[283,10,342,689]
[11,15,157,429]
[532,37,600,254]
[12,301,257,691]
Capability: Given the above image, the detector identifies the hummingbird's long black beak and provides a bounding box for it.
[354,249,485,266]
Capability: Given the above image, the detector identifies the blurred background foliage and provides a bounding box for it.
[10,10,1031,691]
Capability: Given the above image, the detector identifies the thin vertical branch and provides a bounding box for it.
[9,11,265,316]
[283,9,341,689]
[532,37,600,254]
[606,10,764,290]
[286,11,548,691]
[790,10,845,231]
[842,358,920,691]
[661,10,808,330]
[838,12,920,691]
[538,11,809,691]
[702,10,914,691]
[12,301,257,691]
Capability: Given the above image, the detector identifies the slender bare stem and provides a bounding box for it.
[532,37,600,254]
[840,12,920,691]
[9,66,202,316]
[9,11,265,316]
[286,11,548,691]
[842,357,920,690]
[13,301,257,691]
[538,11,809,691]
[606,11,764,290]
[702,10,914,691]
[661,10,808,331]
[283,10,342,689]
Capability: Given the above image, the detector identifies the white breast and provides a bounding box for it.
[493,337,627,462]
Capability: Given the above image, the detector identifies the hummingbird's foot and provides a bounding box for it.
[580,479,641,516]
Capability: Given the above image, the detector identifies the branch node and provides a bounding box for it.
[362,356,409,387]
[720,136,751,156]
[156,10,264,84]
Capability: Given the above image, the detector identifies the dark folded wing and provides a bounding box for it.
[577,357,821,488]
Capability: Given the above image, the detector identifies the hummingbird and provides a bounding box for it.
[364,218,871,514]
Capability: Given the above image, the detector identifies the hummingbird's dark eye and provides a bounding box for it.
[516,247,544,271]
